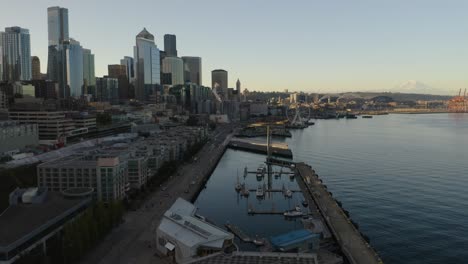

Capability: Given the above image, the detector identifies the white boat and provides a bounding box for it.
[284,206,303,217]
[253,237,265,246]
[256,185,264,197]
[256,164,265,175]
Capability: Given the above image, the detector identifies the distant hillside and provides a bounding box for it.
[245,91,452,102]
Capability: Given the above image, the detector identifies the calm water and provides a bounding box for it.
[195,113,468,264]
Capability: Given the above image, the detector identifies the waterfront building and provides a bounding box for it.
[164,34,177,57]
[31,56,41,80]
[95,76,119,103]
[182,56,202,86]
[1,27,32,81]
[0,187,91,264]
[156,198,234,263]
[37,154,128,202]
[82,48,95,95]
[134,28,161,101]
[0,121,38,156]
[161,56,184,86]
[211,69,228,99]
[108,64,129,101]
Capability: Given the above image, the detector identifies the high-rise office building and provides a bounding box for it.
[236,79,241,101]
[83,48,95,95]
[120,56,134,82]
[47,6,69,46]
[164,34,177,57]
[161,57,184,86]
[31,56,41,80]
[108,64,129,100]
[47,6,68,81]
[59,39,83,98]
[1,27,31,81]
[134,28,160,101]
[182,56,202,86]
[96,76,119,103]
[211,69,228,98]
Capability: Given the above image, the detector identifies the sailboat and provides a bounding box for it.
[235,170,242,192]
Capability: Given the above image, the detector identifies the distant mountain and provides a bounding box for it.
[385,80,451,95]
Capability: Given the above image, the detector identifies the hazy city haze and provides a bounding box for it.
[1,0,467,94]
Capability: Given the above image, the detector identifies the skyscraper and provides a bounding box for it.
[47,6,68,82]
[133,28,160,101]
[182,56,202,86]
[161,57,184,86]
[120,56,134,83]
[108,64,129,101]
[211,69,228,98]
[1,27,31,81]
[236,79,241,101]
[31,56,41,80]
[59,39,83,97]
[164,34,177,57]
[47,6,69,46]
[83,48,95,95]
[96,77,119,103]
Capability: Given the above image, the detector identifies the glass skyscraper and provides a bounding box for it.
[182,56,202,86]
[1,27,31,81]
[162,56,184,86]
[57,39,83,98]
[120,56,134,83]
[47,6,68,83]
[47,6,68,46]
[133,28,160,101]
[83,48,95,95]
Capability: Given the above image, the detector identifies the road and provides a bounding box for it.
[80,124,235,264]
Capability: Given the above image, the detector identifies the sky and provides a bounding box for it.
[1,0,467,95]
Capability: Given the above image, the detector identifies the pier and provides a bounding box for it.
[225,223,252,242]
[295,163,383,264]
[228,139,293,158]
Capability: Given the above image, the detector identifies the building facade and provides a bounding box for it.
[0,121,38,155]
[31,56,41,80]
[82,48,95,95]
[163,34,177,57]
[108,64,129,101]
[96,76,119,103]
[1,27,31,81]
[47,6,68,80]
[211,69,228,98]
[182,56,202,86]
[134,28,160,101]
[120,56,134,83]
[161,56,184,86]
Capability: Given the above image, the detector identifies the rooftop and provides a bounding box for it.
[187,251,318,264]
[0,192,90,250]
[158,198,233,249]
[270,229,319,248]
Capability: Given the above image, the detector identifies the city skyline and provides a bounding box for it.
[1,0,467,94]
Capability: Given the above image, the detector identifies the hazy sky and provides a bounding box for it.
[1,0,467,94]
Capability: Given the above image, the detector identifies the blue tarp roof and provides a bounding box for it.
[270,229,318,248]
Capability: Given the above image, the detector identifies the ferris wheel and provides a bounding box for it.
[286,103,311,125]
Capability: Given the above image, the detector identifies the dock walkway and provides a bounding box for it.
[296,163,383,264]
